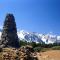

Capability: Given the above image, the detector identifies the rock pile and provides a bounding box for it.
[18,46,38,60]
[0,14,38,60]
[2,46,38,60]
[0,14,19,48]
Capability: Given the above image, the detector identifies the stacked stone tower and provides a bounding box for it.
[0,14,19,48]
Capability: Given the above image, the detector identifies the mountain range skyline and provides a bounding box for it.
[0,29,60,44]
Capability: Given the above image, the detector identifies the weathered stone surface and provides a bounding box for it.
[2,47,38,60]
[18,46,38,60]
[0,14,20,48]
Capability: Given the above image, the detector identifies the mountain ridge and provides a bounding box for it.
[17,30,60,44]
[0,29,60,44]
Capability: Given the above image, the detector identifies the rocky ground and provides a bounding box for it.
[0,46,38,60]
[0,46,60,60]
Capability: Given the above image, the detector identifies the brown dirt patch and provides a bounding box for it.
[36,50,60,60]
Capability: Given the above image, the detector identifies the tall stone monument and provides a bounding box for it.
[0,14,20,48]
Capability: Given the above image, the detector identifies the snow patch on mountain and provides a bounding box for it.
[17,30,60,44]
[0,29,60,44]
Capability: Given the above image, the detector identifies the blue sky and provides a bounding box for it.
[0,0,60,34]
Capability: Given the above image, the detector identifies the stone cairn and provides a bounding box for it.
[18,46,38,60]
[2,46,38,60]
[0,13,20,48]
[0,14,38,60]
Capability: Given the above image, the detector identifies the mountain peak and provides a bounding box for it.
[0,29,60,44]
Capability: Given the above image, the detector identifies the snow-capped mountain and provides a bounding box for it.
[0,29,60,44]
[17,30,60,44]
[17,30,43,43]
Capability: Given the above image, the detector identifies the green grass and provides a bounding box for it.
[52,46,60,50]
